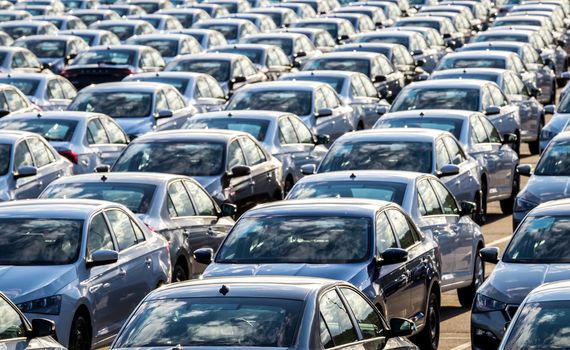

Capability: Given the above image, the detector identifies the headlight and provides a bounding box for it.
[473,293,506,313]
[514,197,538,212]
[541,129,558,141]
[17,295,61,315]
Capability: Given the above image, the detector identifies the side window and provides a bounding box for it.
[376,211,398,252]
[100,117,128,144]
[165,88,185,111]
[105,210,141,250]
[241,137,266,165]
[340,288,385,339]
[314,89,326,111]
[0,298,26,340]
[489,85,507,107]
[266,50,279,67]
[139,52,154,68]
[323,87,341,108]
[470,115,489,144]
[289,116,313,143]
[59,79,77,99]
[430,179,459,215]
[4,89,27,111]
[206,76,225,99]
[481,86,492,109]
[23,51,41,69]
[27,137,54,167]
[386,209,416,249]
[155,91,169,112]
[401,46,414,65]
[14,140,33,170]
[435,139,451,170]
[361,76,378,98]
[11,52,26,68]
[350,76,366,97]
[232,60,244,78]
[227,140,246,169]
[167,181,196,217]
[86,118,110,145]
[278,117,299,144]
[87,213,115,255]
[443,137,466,165]
[417,179,443,216]
[241,59,257,77]
[151,50,165,67]
[184,180,216,216]
[379,56,394,74]
[319,290,359,349]
[47,79,65,99]
[0,92,8,111]
[479,116,502,143]
[511,74,528,96]
[195,78,211,98]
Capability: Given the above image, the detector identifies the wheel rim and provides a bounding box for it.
[173,265,187,282]
[429,296,439,349]
[71,319,88,350]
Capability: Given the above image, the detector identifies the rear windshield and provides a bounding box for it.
[0,119,78,142]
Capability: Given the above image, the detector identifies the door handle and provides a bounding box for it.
[145,258,152,268]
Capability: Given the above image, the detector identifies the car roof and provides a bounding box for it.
[79,81,169,92]
[0,129,37,143]
[397,16,446,22]
[311,51,382,60]
[92,19,148,26]
[210,43,273,52]
[295,170,426,185]
[526,280,570,303]
[283,70,357,79]
[237,80,326,91]
[247,198,394,217]
[48,172,191,186]
[355,30,415,38]
[462,41,527,49]
[196,18,253,25]
[2,111,106,121]
[0,20,51,26]
[381,109,478,120]
[147,276,344,301]
[443,50,514,59]
[87,44,149,51]
[336,127,448,142]
[244,32,306,40]
[0,199,119,220]
[134,129,249,143]
[477,28,535,35]
[341,42,399,49]
[192,110,290,120]
[129,33,189,40]
[406,78,488,89]
[60,29,113,35]
[0,72,54,81]
[0,46,28,53]
[15,34,80,42]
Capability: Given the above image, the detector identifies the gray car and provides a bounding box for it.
[126,33,202,64]
[226,81,354,142]
[158,8,211,28]
[513,131,570,228]
[66,82,197,139]
[0,199,171,350]
[0,130,73,201]
[111,129,284,213]
[472,198,570,350]
[68,9,121,26]
[89,19,156,42]
[0,20,58,40]
[0,73,77,111]
[239,32,322,68]
[40,172,235,281]
[541,94,570,151]
[169,28,228,49]
[127,14,183,31]
[0,47,46,74]
[59,29,121,46]
[181,110,329,191]
[0,111,128,174]
[375,110,519,218]
[110,277,418,350]
[287,170,484,307]
[279,70,389,129]
[430,68,544,154]
[192,18,258,44]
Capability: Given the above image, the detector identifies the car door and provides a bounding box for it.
[488,83,519,137]
[45,78,69,109]
[12,139,41,199]
[226,139,253,207]
[322,86,352,136]
[99,116,129,164]
[318,289,362,350]
[480,115,514,196]
[442,135,473,202]
[26,136,61,193]
[86,117,126,169]
[469,114,501,199]
[239,135,276,201]
[288,115,328,173]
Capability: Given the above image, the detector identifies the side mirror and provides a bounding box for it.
[378,248,408,265]
[386,317,416,338]
[86,249,118,268]
[95,164,110,173]
[220,202,237,217]
[315,134,330,145]
[479,246,499,264]
[374,75,386,83]
[228,165,251,177]
[315,108,333,117]
[338,34,350,41]
[485,105,501,115]
[436,164,460,178]
[417,58,426,66]
[502,133,517,145]
[30,319,57,338]
[416,72,429,81]
[376,105,389,115]
[0,110,10,118]
[14,165,37,179]
[443,33,452,39]
[155,109,173,119]
[412,49,423,56]
[194,247,213,264]
[41,62,52,70]
[231,76,247,83]
[545,104,556,114]
[300,163,317,175]
[460,201,476,216]
[558,39,566,47]
[517,164,532,176]
[294,51,307,58]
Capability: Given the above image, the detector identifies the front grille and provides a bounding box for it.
[505,305,519,320]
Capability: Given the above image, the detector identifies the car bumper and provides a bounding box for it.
[471,310,509,350]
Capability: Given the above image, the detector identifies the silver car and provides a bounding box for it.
[0,130,73,201]
[0,111,128,174]
[192,18,258,44]
[279,70,389,129]
[40,172,235,282]
[59,29,121,46]
[0,199,171,350]
[126,33,202,64]
[542,94,570,151]
[182,110,329,191]
[287,170,484,307]
[514,131,570,228]
[226,81,354,142]
[0,47,46,74]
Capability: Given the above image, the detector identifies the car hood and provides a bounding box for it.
[544,113,570,132]
[0,265,77,303]
[481,262,570,304]
[519,175,570,204]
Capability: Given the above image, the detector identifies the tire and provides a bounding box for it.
[500,173,520,215]
[68,314,91,350]
[512,132,521,156]
[172,262,188,282]
[474,184,487,225]
[528,118,543,155]
[414,291,440,350]
[550,83,556,105]
[457,249,484,308]
[284,177,294,196]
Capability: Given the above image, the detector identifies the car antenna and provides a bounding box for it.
[36,112,42,118]
[419,111,424,117]
[350,173,356,179]
[101,175,107,182]
[219,285,229,295]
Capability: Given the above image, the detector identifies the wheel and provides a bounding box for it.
[357,121,365,130]
[512,132,521,156]
[172,262,188,282]
[550,83,556,105]
[68,314,91,350]
[457,249,484,308]
[500,173,520,215]
[284,177,294,196]
[413,291,440,350]
[474,184,487,225]
[528,118,543,155]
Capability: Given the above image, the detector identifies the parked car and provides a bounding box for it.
[198,198,442,350]
[291,17,355,44]
[395,15,464,48]
[275,27,336,53]
[541,94,570,151]
[219,13,277,32]
[60,29,120,46]
[172,28,228,49]
[31,14,86,30]
[334,5,388,27]
[473,198,570,350]
[323,13,376,33]
[287,170,484,306]
[127,0,174,14]
[0,83,40,116]
[0,10,32,22]
[68,9,120,26]
[40,172,235,281]
[67,81,195,139]
[98,4,146,17]
[0,111,128,173]
[89,19,156,42]
[192,18,258,44]
[0,20,58,40]
[127,13,183,31]
[247,7,299,27]
[126,33,201,64]
[190,3,230,18]
[0,73,76,111]
[14,34,88,74]
[111,129,284,212]
[159,8,211,28]
[240,32,321,68]
[0,47,46,74]
[514,132,570,228]
[110,276,419,350]
[0,199,171,350]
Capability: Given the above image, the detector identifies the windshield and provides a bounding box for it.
[474,34,528,43]
[504,215,570,263]
[396,20,440,30]
[168,60,230,82]
[17,40,65,58]
[391,87,480,112]
[113,141,226,176]
[319,141,433,173]
[68,92,152,118]
[1,25,37,38]
[141,17,161,29]
[0,78,39,95]
[376,117,463,139]
[97,24,134,41]
[281,75,345,93]
[304,58,370,76]
[227,90,313,116]
[72,50,134,66]
[217,216,372,263]
[184,118,270,141]
[431,73,499,85]
[534,141,570,176]
[136,39,178,57]
[358,35,409,47]
[137,2,159,13]
[0,144,10,176]
[41,183,156,214]
[114,297,303,348]
[244,37,292,55]
[198,24,238,40]
[0,119,77,142]
[77,14,103,25]
[337,45,390,58]
[288,180,407,204]
[504,300,570,349]
[296,22,338,38]
[494,19,541,27]
[216,48,262,65]
[75,33,96,45]
[0,218,82,265]
[438,57,506,70]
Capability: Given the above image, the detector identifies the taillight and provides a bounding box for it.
[112,68,135,77]
[58,149,78,164]
[60,69,77,78]
[145,223,156,232]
